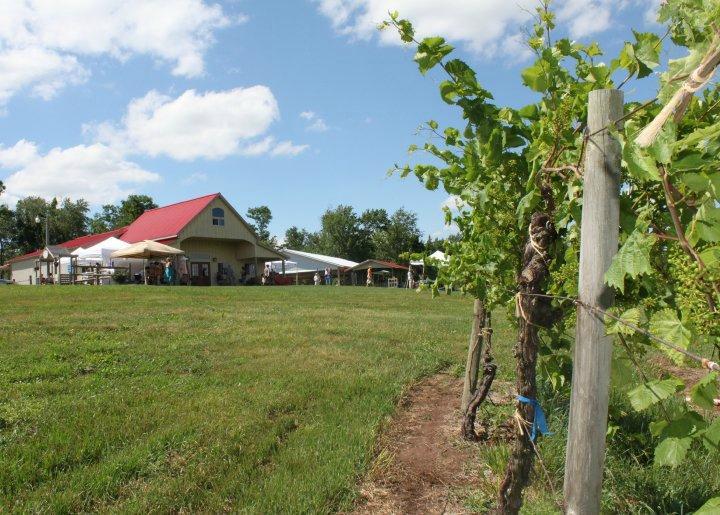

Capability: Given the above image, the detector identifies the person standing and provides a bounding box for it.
[324,267,331,285]
[314,271,321,286]
[366,267,373,287]
[407,267,414,289]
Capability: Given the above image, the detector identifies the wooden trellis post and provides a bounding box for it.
[564,89,623,514]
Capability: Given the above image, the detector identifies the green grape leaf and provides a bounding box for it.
[658,412,707,439]
[701,418,720,453]
[648,122,675,164]
[649,309,691,365]
[654,436,692,467]
[605,230,654,293]
[439,81,459,104]
[699,246,720,268]
[690,372,719,410]
[518,103,539,120]
[606,307,644,335]
[632,31,661,78]
[672,152,704,172]
[695,497,720,515]
[521,63,548,92]
[675,121,720,150]
[681,172,713,193]
[689,204,720,244]
[414,37,454,75]
[610,352,634,390]
[628,378,684,411]
[516,190,540,227]
[623,139,660,182]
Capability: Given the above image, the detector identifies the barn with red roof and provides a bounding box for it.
[7,193,285,286]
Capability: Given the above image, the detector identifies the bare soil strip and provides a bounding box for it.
[353,374,512,515]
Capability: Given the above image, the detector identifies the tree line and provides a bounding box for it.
[282,205,450,263]
[0,193,157,265]
[245,203,451,263]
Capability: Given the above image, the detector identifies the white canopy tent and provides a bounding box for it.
[410,250,449,266]
[75,237,131,265]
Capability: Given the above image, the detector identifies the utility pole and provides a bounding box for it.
[564,89,623,514]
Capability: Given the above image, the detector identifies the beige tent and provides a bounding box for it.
[110,240,185,259]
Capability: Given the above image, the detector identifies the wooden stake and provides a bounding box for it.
[461,298,485,413]
[564,89,623,514]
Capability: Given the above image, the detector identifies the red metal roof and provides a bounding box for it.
[120,193,219,243]
[6,226,128,265]
[61,227,127,249]
[349,259,409,271]
[374,260,409,270]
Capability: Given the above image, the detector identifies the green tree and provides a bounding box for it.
[89,204,121,233]
[318,205,370,261]
[115,195,157,227]
[284,226,314,250]
[88,195,156,232]
[0,204,15,266]
[246,205,273,243]
[12,197,54,253]
[53,198,90,243]
[0,180,5,197]
[372,208,422,262]
[360,208,390,234]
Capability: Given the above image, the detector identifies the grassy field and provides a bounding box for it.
[2,286,717,513]
[0,286,479,513]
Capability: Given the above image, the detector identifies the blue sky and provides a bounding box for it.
[0,0,663,240]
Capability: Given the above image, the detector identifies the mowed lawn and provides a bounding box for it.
[0,286,475,513]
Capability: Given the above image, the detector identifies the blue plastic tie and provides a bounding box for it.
[516,395,553,442]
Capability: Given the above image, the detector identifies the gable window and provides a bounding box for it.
[211,207,225,226]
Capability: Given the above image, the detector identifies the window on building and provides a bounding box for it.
[212,207,225,226]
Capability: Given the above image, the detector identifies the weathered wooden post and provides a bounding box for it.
[564,89,623,514]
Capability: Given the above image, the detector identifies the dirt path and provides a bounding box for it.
[352,374,511,515]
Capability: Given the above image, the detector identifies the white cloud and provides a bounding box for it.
[556,0,612,38]
[315,0,536,55]
[315,0,631,56]
[271,141,309,157]
[299,110,329,132]
[0,46,89,106]
[0,140,40,168]
[0,142,160,206]
[308,119,329,132]
[0,0,232,105]
[88,86,309,160]
[181,172,208,185]
[89,87,308,160]
[639,0,662,24]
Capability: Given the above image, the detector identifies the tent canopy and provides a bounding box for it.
[110,240,184,259]
[409,250,448,266]
[76,237,131,264]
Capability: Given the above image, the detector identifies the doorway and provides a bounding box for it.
[190,262,211,286]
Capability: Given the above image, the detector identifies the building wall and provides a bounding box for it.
[10,259,37,285]
[180,197,257,244]
[177,197,286,285]
[179,238,262,285]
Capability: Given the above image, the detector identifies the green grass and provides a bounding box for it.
[0,286,474,513]
[2,286,717,513]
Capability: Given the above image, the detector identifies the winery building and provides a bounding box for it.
[7,193,285,286]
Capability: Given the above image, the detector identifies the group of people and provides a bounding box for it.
[313,267,334,286]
